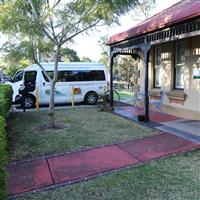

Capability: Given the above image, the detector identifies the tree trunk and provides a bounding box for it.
[48,45,60,127]
[48,80,56,127]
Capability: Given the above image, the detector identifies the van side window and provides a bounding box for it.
[59,71,81,82]
[24,71,37,84]
[13,70,24,82]
[42,71,54,82]
[81,70,105,81]
[42,70,105,82]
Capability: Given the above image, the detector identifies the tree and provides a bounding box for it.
[98,35,109,69]
[0,0,154,126]
[0,42,34,76]
[134,0,155,20]
[114,55,139,92]
[98,36,139,93]
[0,42,81,75]
[60,47,80,62]
[80,56,92,62]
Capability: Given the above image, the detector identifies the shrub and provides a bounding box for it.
[0,84,12,199]
[0,116,7,200]
[0,84,13,118]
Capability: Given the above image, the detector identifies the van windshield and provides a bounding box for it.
[42,70,105,82]
[12,70,24,82]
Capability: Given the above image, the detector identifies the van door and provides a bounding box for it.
[40,71,52,104]
[57,70,83,103]
[40,71,70,104]
[11,70,24,102]
[24,71,37,92]
[53,70,71,103]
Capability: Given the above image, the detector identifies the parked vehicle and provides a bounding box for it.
[7,69,24,102]
[8,62,108,108]
[0,70,11,83]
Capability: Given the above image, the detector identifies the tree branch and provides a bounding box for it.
[135,0,149,19]
[46,1,58,43]
[59,1,99,43]
[30,37,52,82]
[28,0,57,44]
[61,19,101,45]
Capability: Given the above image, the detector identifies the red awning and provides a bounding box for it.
[108,0,200,45]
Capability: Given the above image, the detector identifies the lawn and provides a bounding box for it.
[7,107,158,161]
[16,150,200,200]
[114,91,136,105]
[114,91,134,100]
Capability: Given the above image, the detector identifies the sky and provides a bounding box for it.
[0,0,180,61]
[69,0,180,61]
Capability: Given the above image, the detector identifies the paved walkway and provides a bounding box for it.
[7,133,200,197]
[114,106,200,144]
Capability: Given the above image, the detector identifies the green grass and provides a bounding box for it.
[16,150,200,200]
[114,91,134,100]
[7,107,158,161]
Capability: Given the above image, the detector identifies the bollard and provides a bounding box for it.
[36,87,39,112]
[72,86,75,112]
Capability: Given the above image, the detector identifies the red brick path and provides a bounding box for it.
[7,134,200,197]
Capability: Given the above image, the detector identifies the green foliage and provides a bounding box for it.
[0,84,12,199]
[60,47,80,62]
[133,0,155,19]
[80,56,92,62]
[0,0,146,47]
[98,35,109,69]
[0,0,155,117]
[114,56,137,81]
[113,55,139,92]
[0,43,81,75]
[0,116,7,200]
[0,84,13,118]
[0,42,33,76]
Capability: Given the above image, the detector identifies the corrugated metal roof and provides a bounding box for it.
[108,0,200,45]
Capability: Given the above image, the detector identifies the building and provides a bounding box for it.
[108,0,200,120]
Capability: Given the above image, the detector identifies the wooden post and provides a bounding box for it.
[144,50,150,120]
[109,55,114,109]
[36,87,39,112]
[72,86,75,112]
[138,46,150,122]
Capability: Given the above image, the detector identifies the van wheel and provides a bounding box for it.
[21,94,36,109]
[85,92,98,105]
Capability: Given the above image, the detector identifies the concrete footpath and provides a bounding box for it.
[7,133,200,198]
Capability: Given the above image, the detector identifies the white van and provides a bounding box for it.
[10,62,108,108]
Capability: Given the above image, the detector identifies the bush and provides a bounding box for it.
[0,116,7,200]
[0,84,13,118]
[0,84,12,199]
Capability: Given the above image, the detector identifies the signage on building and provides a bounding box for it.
[193,68,200,79]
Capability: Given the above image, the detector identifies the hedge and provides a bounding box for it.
[0,84,13,200]
[0,84,13,118]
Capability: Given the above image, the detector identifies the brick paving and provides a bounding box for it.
[7,133,200,197]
